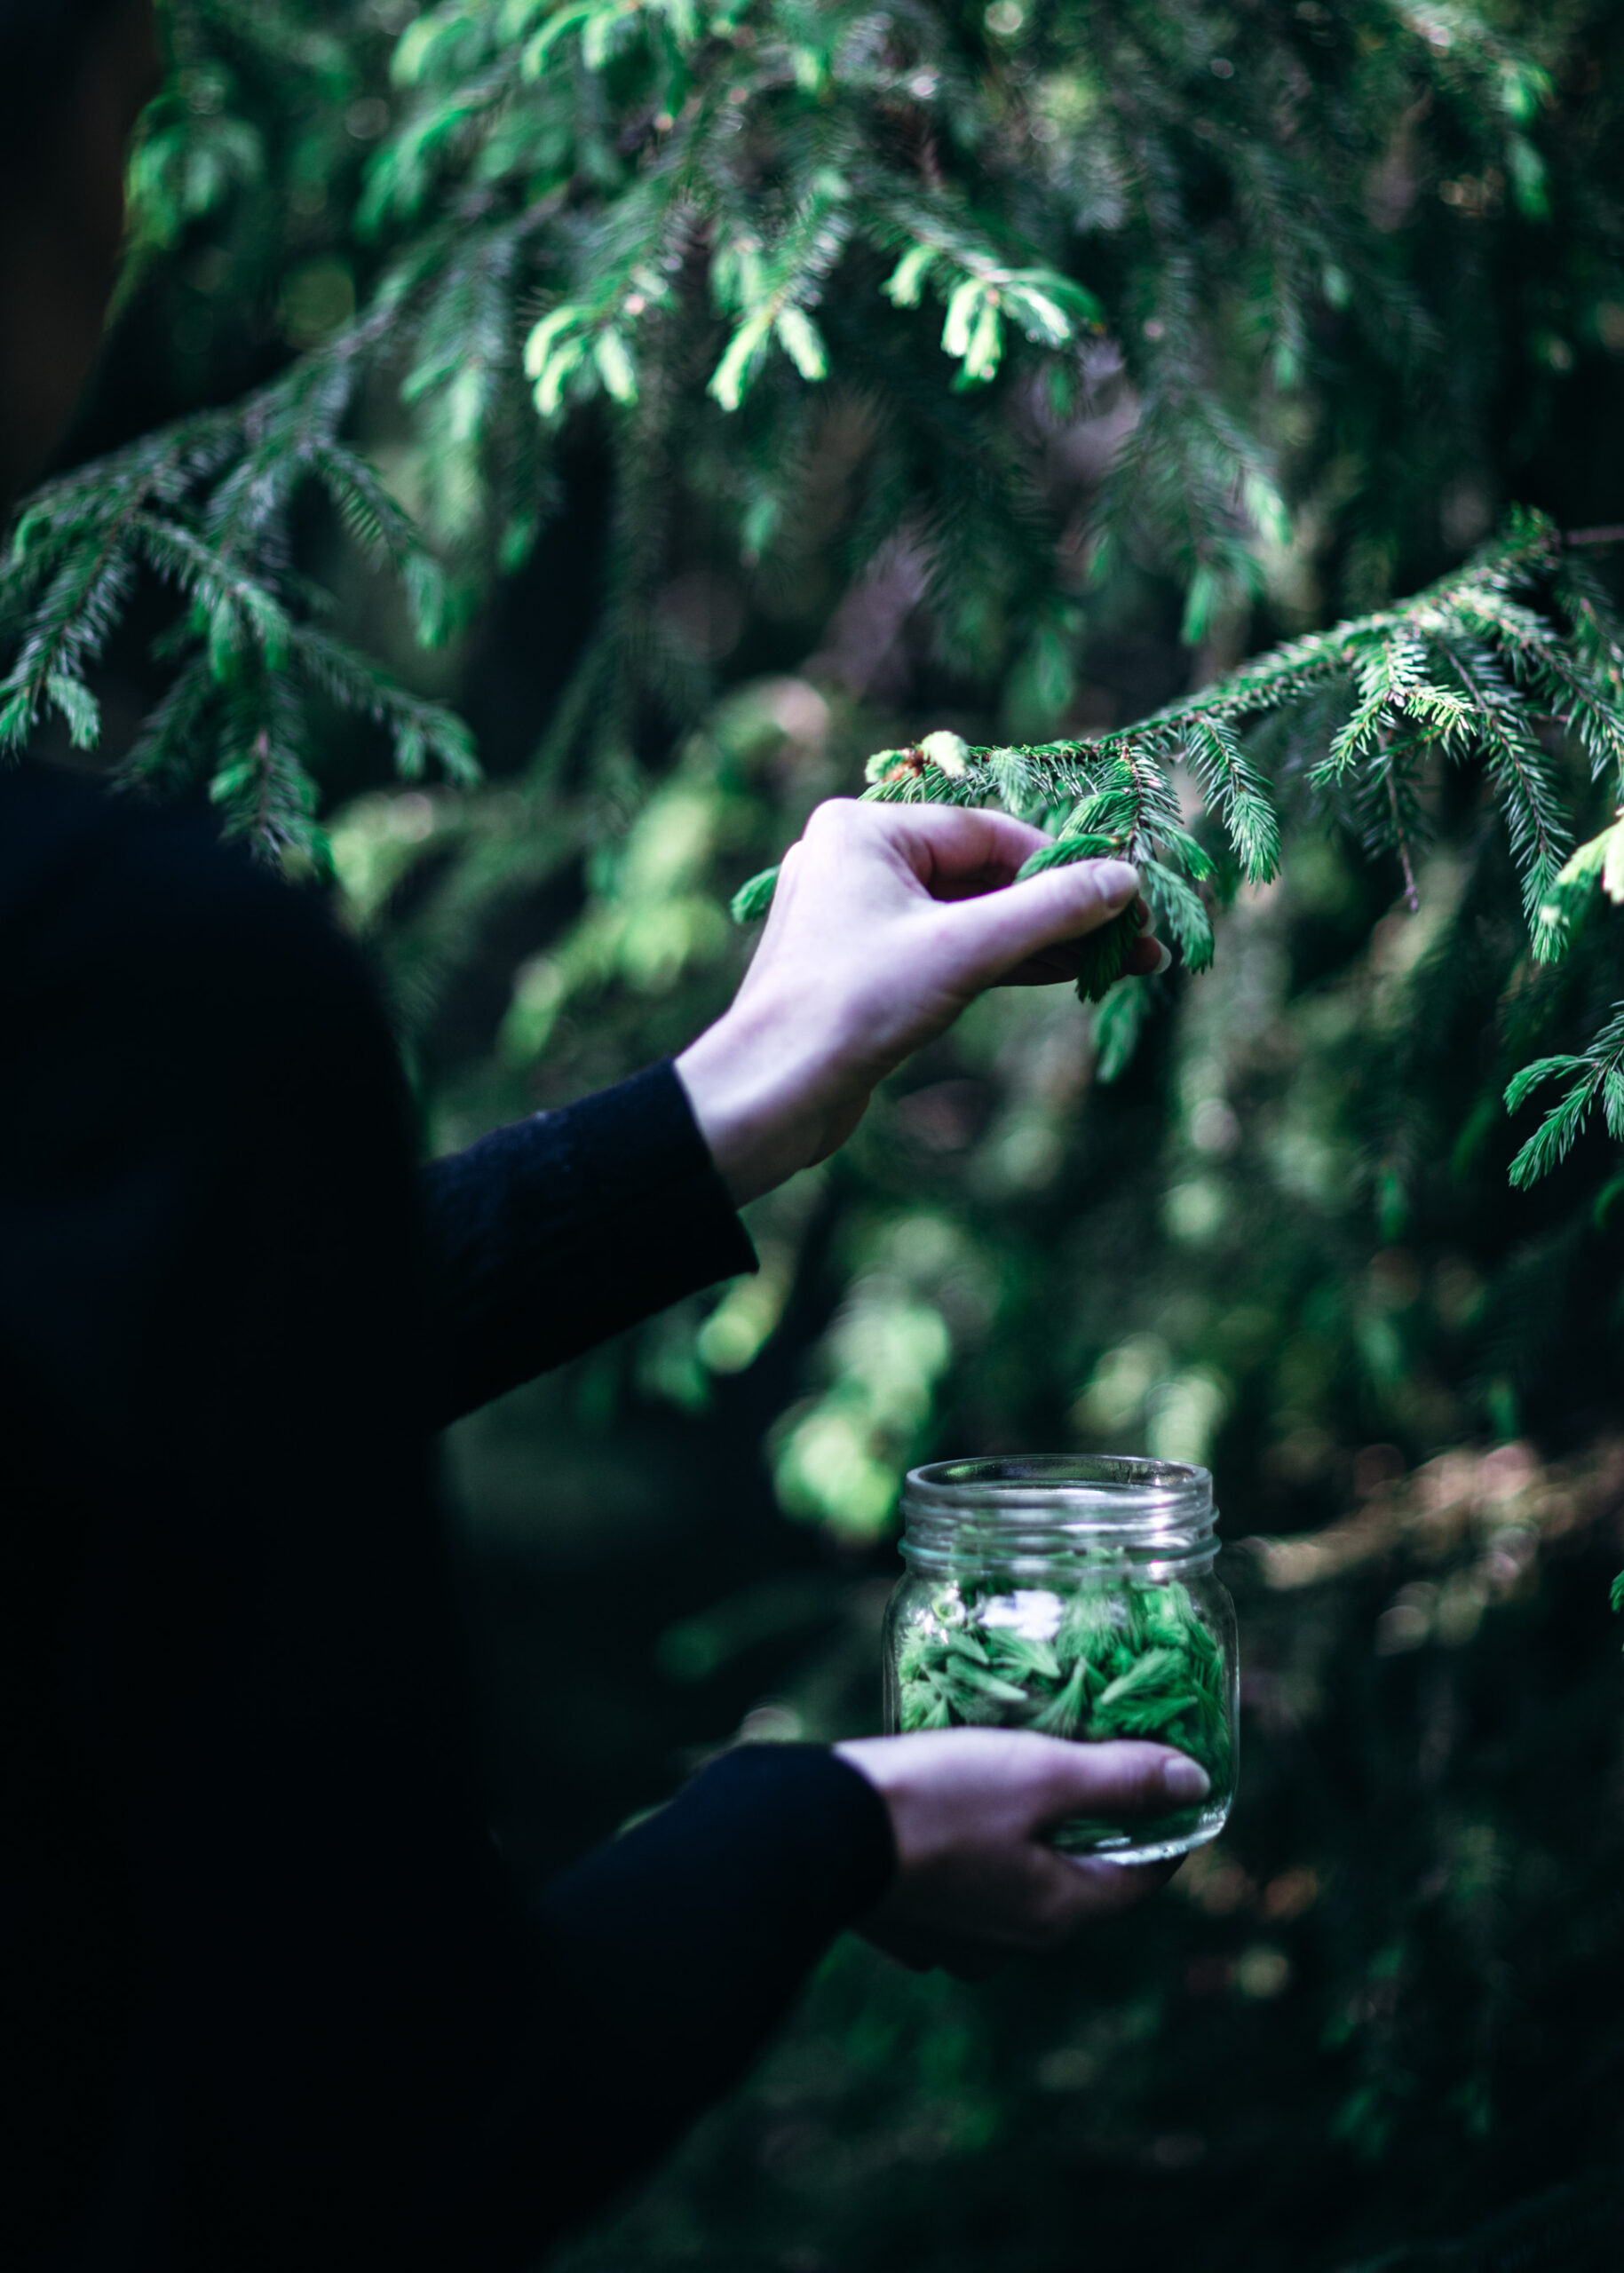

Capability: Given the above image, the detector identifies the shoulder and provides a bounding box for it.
[0,764,400,1170]
[0,761,372,1026]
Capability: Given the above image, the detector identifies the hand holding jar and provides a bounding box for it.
[835,1728,1209,1977]
[883,1458,1237,1858]
[836,1456,1238,1974]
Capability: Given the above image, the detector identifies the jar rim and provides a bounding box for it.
[903,1453,1213,1535]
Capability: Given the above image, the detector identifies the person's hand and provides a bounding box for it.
[676,798,1168,1205]
[834,1729,1205,1976]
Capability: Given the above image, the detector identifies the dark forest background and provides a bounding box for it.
[16,3,1624,2264]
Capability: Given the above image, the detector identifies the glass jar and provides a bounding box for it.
[883,1454,1238,1863]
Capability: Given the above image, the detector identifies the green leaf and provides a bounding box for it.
[708,309,774,412]
[593,328,638,404]
[1156,824,1216,884]
[883,244,935,308]
[45,673,102,750]
[1604,1069,1624,1140]
[523,305,582,381]
[1073,907,1141,1002]
[986,1630,1063,1684]
[1508,1077,1597,1189]
[1014,833,1123,880]
[0,688,36,748]
[1063,788,1137,843]
[1096,1646,1186,1713]
[918,729,971,779]
[944,1659,1031,1708]
[960,297,1003,384]
[1180,715,1279,884]
[774,306,828,384]
[1144,859,1215,972]
[1503,1054,1582,1115]
[1093,978,1152,1083]
[941,278,985,360]
[1030,1660,1092,1738]
[731,864,780,923]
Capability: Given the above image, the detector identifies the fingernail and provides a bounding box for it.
[1095,860,1139,907]
[1149,941,1173,976]
[1163,1756,1210,1804]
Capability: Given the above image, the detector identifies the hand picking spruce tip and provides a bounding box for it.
[729,823,1154,1003]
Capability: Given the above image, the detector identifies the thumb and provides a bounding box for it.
[946,858,1141,988]
[1019,1738,1210,1840]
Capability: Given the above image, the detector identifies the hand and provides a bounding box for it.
[676,798,1168,1205]
[833,1729,1205,1976]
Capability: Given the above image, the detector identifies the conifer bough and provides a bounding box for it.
[0,336,478,856]
[733,509,1624,1164]
[4,1,1614,1183]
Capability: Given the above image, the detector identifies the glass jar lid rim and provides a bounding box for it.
[904,1453,1213,1527]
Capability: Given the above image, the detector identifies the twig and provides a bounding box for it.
[1383,737,1420,912]
[1564,526,1624,549]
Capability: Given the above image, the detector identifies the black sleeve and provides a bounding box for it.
[490,1746,895,2256]
[420,1061,758,1427]
[0,771,888,2273]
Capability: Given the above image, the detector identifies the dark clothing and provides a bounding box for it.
[0,762,894,2270]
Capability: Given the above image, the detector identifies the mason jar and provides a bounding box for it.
[883,1455,1238,1863]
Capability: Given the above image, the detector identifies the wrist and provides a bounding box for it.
[831,1738,915,1861]
[676,998,846,1207]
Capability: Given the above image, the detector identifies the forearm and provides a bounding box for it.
[420,1061,757,1424]
[424,804,1154,1395]
[522,1746,894,2239]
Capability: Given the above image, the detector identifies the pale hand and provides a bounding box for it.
[835,1730,1208,1976]
[676,798,1166,1205]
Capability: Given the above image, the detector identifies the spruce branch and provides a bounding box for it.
[0,324,479,851]
[1504,1009,1624,1190]
[8,0,1572,860]
[735,511,1609,1026]
[7,0,1612,1172]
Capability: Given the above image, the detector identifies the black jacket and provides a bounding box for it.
[0,761,893,2270]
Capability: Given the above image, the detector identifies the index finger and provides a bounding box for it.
[860,801,1074,897]
[1024,1848,1184,1941]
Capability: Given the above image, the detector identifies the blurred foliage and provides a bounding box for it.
[12,0,1624,2263]
[554,1441,1624,2273]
